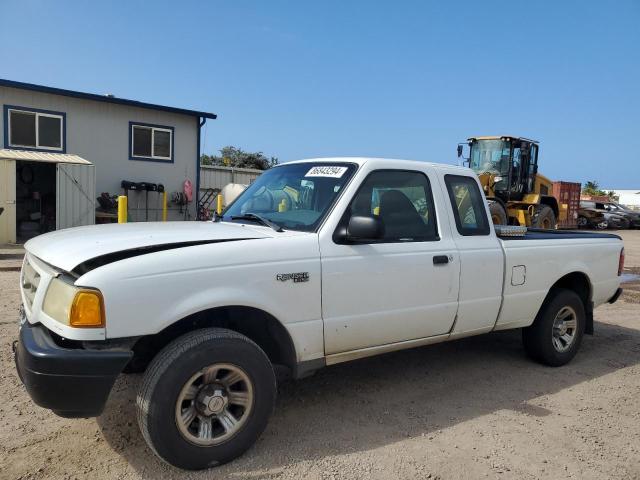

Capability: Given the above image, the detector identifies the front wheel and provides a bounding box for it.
[136,328,276,470]
[531,205,556,229]
[489,201,508,225]
[522,289,585,366]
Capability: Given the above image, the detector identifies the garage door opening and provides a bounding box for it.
[16,161,57,243]
[0,150,95,244]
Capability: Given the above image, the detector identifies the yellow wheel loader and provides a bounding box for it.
[457,136,565,228]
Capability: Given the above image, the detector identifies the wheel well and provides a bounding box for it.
[546,272,594,334]
[540,195,559,218]
[126,306,297,373]
[551,272,591,304]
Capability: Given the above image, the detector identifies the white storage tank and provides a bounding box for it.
[221,183,248,207]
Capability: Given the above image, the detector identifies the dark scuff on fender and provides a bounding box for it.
[71,238,257,276]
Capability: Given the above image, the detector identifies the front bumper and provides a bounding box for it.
[13,321,132,418]
[607,218,628,229]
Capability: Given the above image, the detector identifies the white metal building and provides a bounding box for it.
[0,78,216,243]
[604,189,640,210]
[199,165,263,193]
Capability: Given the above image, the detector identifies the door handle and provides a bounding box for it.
[433,255,449,265]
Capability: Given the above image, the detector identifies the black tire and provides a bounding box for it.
[136,328,276,470]
[522,288,585,367]
[531,205,556,229]
[596,220,608,230]
[489,201,508,225]
[577,215,589,229]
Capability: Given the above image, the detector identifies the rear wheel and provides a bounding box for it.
[137,328,276,470]
[522,289,585,366]
[489,201,508,225]
[531,205,556,229]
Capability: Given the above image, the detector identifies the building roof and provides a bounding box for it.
[0,149,91,165]
[603,189,640,195]
[0,78,217,120]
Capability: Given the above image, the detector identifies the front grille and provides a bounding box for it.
[21,258,40,310]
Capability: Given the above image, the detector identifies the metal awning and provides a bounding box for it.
[0,149,91,165]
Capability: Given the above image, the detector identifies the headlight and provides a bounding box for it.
[43,277,105,328]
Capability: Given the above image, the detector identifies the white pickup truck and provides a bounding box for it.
[13,158,624,470]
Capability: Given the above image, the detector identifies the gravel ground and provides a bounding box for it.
[1,231,639,480]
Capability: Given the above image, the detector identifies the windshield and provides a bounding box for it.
[469,140,511,176]
[222,162,357,232]
[612,203,632,212]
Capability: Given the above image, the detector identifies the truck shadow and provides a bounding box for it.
[97,317,640,477]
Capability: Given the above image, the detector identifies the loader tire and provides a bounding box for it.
[531,205,556,229]
[489,202,508,225]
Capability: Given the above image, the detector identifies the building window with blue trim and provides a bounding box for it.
[6,107,65,151]
[130,122,173,162]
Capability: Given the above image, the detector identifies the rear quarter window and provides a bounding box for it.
[444,174,490,236]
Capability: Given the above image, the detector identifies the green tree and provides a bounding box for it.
[201,146,278,170]
[582,181,607,196]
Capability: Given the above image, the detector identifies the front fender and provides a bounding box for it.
[75,235,325,360]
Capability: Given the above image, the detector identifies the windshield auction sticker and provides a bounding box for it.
[305,166,348,178]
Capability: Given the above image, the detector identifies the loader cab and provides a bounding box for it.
[464,136,539,203]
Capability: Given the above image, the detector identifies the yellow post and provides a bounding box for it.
[117,196,127,223]
[162,191,168,222]
[216,194,224,215]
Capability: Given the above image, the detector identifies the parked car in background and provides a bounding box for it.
[578,202,608,229]
[603,212,630,230]
[602,202,640,229]
[580,201,630,230]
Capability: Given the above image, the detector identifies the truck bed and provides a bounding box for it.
[501,229,621,241]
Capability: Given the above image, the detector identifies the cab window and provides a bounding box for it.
[346,170,438,242]
[445,174,490,236]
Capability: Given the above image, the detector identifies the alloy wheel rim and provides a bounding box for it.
[175,363,254,446]
[551,306,578,353]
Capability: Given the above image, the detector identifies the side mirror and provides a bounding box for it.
[457,145,463,158]
[346,215,384,242]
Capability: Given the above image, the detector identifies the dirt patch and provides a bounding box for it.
[621,266,640,303]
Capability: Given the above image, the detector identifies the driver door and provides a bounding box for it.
[319,168,460,355]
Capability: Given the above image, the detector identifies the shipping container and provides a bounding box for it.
[553,181,581,229]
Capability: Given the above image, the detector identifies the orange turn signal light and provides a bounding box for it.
[69,290,105,328]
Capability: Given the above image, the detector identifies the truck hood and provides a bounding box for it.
[25,221,272,272]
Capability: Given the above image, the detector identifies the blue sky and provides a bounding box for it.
[1,0,638,188]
